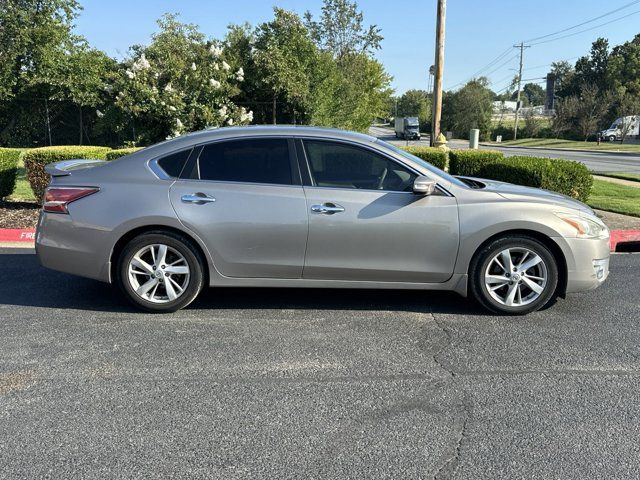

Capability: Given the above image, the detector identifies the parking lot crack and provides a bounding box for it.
[433,395,472,480]
[429,313,458,379]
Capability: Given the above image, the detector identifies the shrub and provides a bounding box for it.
[105,147,144,160]
[448,149,504,176]
[468,155,593,202]
[0,148,23,200]
[400,146,448,171]
[22,146,111,203]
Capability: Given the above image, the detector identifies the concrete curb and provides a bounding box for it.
[0,228,35,243]
[480,143,640,158]
[610,230,640,252]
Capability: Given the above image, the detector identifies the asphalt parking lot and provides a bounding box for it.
[1,249,639,479]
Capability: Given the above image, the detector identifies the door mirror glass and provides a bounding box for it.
[413,176,436,195]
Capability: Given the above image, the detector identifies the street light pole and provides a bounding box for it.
[431,0,446,146]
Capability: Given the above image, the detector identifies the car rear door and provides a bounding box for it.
[169,137,308,279]
[297,138,459,283]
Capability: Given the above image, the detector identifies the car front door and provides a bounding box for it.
[169,137,308,279]
[298,138,459,283]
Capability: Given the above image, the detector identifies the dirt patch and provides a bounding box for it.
[0,201,40,229]
[0,370,36,395]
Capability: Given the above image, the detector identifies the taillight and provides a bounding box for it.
[43,187,99,214]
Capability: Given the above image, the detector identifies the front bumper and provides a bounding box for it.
[556,236,610,294]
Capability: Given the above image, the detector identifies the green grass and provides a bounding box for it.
[496,138,640,153]
[9,157,36,202]
[598,172,640,183]
[587,179,640,217]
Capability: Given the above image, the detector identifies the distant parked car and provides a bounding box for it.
[394,117,421,140]
[36,126,609,314]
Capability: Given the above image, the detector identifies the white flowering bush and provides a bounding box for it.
[113,14,253,143]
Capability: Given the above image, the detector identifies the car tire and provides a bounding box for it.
[469,235,558,315]
[608,135,616,142]
[116,231,205,313]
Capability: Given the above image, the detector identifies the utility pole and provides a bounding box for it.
[431,0,446,146]
[513,42,530,140]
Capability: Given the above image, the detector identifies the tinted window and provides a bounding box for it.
[303,140,416,192]
[198,139,292,185]
[157,149,192,178]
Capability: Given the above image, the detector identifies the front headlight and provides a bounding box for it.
[555,212,609,239]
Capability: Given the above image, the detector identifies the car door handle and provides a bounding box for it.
[181,193,216,204]
[311,203,345,214]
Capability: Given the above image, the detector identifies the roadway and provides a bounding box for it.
[369,126,640,173]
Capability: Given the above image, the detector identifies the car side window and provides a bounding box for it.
[303,140,416,192]
[157,148,193,178]
[197,138,293,185]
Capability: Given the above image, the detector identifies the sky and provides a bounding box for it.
[74,0,640,95]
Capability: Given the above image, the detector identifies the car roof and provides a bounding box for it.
[148,125,377,153]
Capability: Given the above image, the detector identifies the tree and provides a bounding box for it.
[605,34,640,97]
[51,42,117,144]
[254,8,318,124]
[522,83,545,107]
[562,38,610,96]
[113,14,251,144]
[550,60,574,97]
[0,0,83,145]
[311,52,392,132]
[523,109,542,137]
[442,78,493,139]
[396,89,430,129]
[574,83,614,141]
[551,95,578,137]
[304,0,382,59]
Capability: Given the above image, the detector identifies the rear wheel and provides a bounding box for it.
[469,235,558,315]
[117,231,205,312]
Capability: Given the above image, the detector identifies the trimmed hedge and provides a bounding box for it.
[0,148,23,200]
[105,147,144,160]
[454,153,593,202]
[400,146,448,171]
[448,149,504,176]
[22,146,111,203]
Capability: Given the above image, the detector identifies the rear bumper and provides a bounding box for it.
[35,212,112,283]
[555,236,610,294]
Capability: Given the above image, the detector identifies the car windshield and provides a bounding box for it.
[375,139,467,188]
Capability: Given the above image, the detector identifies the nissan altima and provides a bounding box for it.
[36,126,610,314]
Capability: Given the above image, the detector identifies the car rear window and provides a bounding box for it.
[197,138,293,185]
[157,148,192,178]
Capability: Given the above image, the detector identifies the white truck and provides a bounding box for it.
[394,117,421,140]
[600,115,639,142]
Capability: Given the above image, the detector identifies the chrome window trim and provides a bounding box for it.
[183,135,299,188]
[295,136,453,197]
[147,147,195,181]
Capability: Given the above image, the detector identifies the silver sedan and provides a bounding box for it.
[36,126,610,314]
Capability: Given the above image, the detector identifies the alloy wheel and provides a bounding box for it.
[484,247,548,307]
[127,244,190,303]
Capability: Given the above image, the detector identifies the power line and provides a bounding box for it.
[446,46,513,90]
[483,54,519,78]
[530,8,640,46]
[524,0,640,43]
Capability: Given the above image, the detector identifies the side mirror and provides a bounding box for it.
[413,175,436,195]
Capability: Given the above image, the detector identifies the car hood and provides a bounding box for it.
[458,176,594,214]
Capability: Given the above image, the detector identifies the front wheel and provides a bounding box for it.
[469,236,558,315]
[117,231,205,312]
[607,135,616,142]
